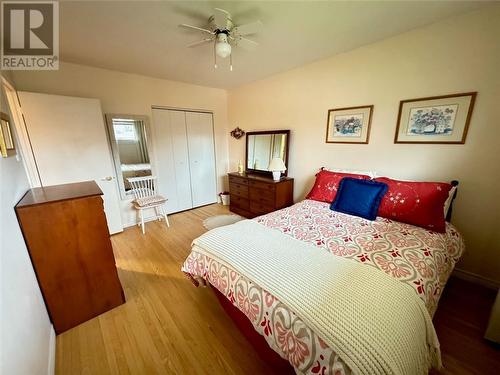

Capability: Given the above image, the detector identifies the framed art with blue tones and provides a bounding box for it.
[395,92,476,144]
[325,105,373,144]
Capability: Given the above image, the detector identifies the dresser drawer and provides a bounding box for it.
[230,195,249,210]
[249,188,275,205]
[230,205,252,218]
[230,182,249,198]
[249,179,276,192]
[250,201,274,215]
[227,173,294,219]
[229,175,249,186]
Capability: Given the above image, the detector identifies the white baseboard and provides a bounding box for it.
[453,268,499,290]
[47,325,56,375]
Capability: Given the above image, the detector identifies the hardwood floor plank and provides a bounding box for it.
[431,277,499,374]
[98,314,124,375]
[55,204,499,374]
[79,319,109,375]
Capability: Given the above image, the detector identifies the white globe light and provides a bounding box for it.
[215,41,231,58]
[215,33,231,59]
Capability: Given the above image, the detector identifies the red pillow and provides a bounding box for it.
[374,177,452,232]
[307,170,370,203]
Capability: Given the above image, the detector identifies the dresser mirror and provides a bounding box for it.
[105,114,152,199]
[246,130,290,176]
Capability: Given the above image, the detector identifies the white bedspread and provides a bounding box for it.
[193,219,441,375]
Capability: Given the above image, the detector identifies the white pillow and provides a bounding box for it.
[325,167,377,179]
[444,186,457,218]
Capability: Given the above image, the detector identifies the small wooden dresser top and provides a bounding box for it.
[16,180,103,208]
[227,171,293,183]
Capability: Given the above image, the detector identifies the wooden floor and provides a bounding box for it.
[431,277,499,374]
[56,204,499,374]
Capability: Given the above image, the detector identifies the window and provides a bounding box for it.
[112,119,138,141]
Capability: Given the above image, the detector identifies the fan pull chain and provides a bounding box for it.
[214,40,217,69]
[230,53,233,71]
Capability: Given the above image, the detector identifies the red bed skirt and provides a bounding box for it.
[211,286,295,374]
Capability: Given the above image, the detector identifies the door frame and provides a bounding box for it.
[151,105,213,114]
[1,76,42,187]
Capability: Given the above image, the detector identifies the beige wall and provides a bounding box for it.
[1,76,55,375]
[8,7,500,283]
[11,62,229,226]
[228,7,500,284]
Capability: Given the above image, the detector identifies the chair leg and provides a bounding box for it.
[140,209,145,234]
[161,205,170,227]
[154,206,161,221]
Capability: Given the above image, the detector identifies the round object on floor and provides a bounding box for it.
[203,214,244,230]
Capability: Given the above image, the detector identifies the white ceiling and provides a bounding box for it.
[59,1,485,89]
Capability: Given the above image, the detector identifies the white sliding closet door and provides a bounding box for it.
[185,112,217,207]
[169,111,193,211]
[152,108,217,213]
[152,109,192,213]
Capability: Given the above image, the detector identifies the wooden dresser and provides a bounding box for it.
[15,181,125,334]
[228,172,294,218]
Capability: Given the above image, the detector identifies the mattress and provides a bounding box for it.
[182,199,465,374]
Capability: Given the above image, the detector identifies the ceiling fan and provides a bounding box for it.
[179,8,262,71]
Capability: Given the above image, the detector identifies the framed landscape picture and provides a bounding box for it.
[325,105,373,144]
[395,92,476,144]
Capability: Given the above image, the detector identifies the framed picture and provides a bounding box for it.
[325,105,373,144]
[395,92,476,144]
[0,112,15,158]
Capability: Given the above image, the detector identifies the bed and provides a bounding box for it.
[121,163,152,190]
[182,198,464,374]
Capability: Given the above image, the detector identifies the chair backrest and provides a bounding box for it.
[127,176,158,201]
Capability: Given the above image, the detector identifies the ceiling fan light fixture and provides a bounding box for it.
[215,33,231,58]
[180,8,261,70]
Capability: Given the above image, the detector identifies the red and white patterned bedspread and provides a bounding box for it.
[182,199,464,374]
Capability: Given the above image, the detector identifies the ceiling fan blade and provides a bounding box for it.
[213,8,231,29]
[234,20,262,36]
[186,38,214,48]
[236,37,259,50]
[171,6,208,24]
[179,24,213,35]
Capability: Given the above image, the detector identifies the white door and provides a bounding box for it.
[18,92,123,234]
[186,112,217,207]
[169,111,193,211]
[152,109,193,213]
[151,109,179,213]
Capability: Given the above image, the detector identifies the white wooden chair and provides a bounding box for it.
[127,176,170,234]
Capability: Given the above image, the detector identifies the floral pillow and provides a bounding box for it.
[306,169,371,203]
[374,177,452,232]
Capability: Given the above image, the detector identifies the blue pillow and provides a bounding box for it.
[330,178,388,220]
